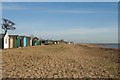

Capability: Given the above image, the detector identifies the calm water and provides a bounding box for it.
[98,44,119,49]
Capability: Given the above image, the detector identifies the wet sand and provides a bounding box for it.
[2,44,119,78]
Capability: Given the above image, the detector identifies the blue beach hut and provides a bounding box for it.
[23,36,27,47]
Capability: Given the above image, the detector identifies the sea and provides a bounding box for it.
[96,43,119,49]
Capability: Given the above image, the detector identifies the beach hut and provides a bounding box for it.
[23,36,27,47]
[45,40,49,45]
[26,37,28,47]
[27,37,31,46]
[0,34,4,49]
[0,35,2,49]
[11,35,18,48]
[57,41,60,44]
[25,36,31,47]
[32,37,39,46]
[17,36,21,48]
[53,41,57,44]
[41,40,45,45]
[39,40,41,45]
[9,35,14,48]
[30,38,32,46]
[37,40,41,45]
[20,36,24,47]
[4,33,9,49]
[3,33,9,49]
[9,35,21,48]
[20,36,27,47]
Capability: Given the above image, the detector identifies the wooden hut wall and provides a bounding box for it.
[20,37,24,47]
[32,40,36,46]
[33,40,37,46]
[39,40,41,45]
[30,38,32,46]
[2,38,4,49]
[13,37,17,48]
[26,37,28,47]
[0,34,4,49]
[36,40,40,45]
[9,37,14,48]
[0,38,2,49]
[9,38,10,48]
[28,37,31,46]
[0,38,4,49]
[17,36,20,47]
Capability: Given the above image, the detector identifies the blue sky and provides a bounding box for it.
[1,2,118,43]
[2,0,120,2]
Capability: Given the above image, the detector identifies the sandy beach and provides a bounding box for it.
[2,44,119,78]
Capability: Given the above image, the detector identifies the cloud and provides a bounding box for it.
[2,5,117,14]
[2,4,29,10]
[26,26,117,43]
[8,25,118,43]
[30,26,118,36]
[1,2,117,14]
[47,9,117,14]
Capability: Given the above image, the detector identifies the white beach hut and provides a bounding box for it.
[4,33,9,49]
[30,38,32,46]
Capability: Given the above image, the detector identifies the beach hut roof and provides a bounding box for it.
[54,40,61,42]
[9,35,19,39]
[33,37,39,41]
[19,36,25,37]
[48,40,54,42]
[26,36,31,39]
[33,37,38,39]
[9,35,18,37]
[19,36,26,39]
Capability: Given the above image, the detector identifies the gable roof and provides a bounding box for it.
[9,35,18,37]
[19,36,25,38]
[33,37,39,40]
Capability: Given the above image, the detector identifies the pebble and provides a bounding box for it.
[2,44,118,78]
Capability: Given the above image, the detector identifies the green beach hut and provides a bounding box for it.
[17,36,20,47]
[37,40,41,45]
[26,37,28,47]
[32,37,39,46]
[12,35,18,48]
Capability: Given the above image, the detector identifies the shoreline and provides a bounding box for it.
[76,43,119,50]
[1,43,119,50]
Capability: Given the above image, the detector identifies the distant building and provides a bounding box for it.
[66,41,74,44]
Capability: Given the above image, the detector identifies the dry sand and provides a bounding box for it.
[2,44,119,78]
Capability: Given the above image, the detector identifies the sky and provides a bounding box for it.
[1,2,118,43]
[1,0,120,2]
